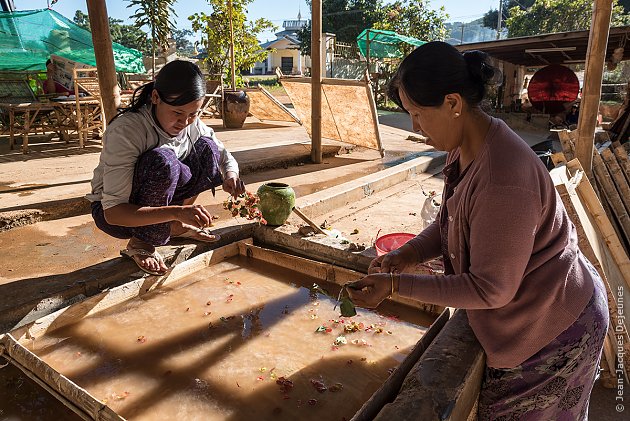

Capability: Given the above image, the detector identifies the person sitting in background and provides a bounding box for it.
[566,103,580,128]
[43,59,70,96]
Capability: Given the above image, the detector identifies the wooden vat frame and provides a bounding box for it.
[1,239,449,421]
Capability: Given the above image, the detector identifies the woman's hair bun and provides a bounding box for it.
[463,50,501,86]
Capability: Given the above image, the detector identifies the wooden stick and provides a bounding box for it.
[612,141,630,184]
[601,147,630,215]
[592,151,630,242]
[364,70,384,158]
[558,130,576,161]
[293,206,329,235]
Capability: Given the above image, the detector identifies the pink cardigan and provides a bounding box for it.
[401,117,595,368]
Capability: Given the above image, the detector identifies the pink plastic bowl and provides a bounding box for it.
[375,233,416,256]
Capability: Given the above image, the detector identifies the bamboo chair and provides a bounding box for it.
[73,67,106,147]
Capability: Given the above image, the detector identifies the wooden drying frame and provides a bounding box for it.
[5,239,446,420]
[278,70,385,157]
[245,85,301,124]
[0,333,121,420]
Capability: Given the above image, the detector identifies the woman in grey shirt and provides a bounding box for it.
[87,60,244,275]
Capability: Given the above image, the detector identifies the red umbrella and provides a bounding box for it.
[527,65,579,114]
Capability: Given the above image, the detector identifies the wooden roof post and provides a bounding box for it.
[311,0,322,164]
[576,0,613,176]
[228,0,236,91]
[86,0,120,124]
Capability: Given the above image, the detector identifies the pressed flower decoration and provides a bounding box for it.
[223,191,267,224]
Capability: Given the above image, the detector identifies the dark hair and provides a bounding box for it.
[388,41,498,111]
[114,60,206,121]
[46,59,51,66]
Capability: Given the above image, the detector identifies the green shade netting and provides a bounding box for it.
[356,29,425,59]
[0,9,144,73]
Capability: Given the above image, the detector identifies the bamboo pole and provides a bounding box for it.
[311,0,322,163]
[366,29,371,75]
[228,0,236,91]
[592,151,630,242]
[86,0,120,124]
[601,147,630,215]
[575,0,614,176]
[558,130,575,161]
[612,141,630,183]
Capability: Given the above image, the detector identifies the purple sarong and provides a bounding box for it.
[477,270,609,421]
[91,136,223,246]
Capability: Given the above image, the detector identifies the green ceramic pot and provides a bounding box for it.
[257,182,296,226]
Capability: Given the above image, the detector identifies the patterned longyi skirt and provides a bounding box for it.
[477,277,609,421]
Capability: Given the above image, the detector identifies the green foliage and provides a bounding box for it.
[482,0,535,31]
[506,0,630,38]
[73,10,90,30]
[126,0,177,74]
[189,0,276,87]
[73,10,150,54]
[110,18,152,54]
[298,0,447,56]
[172,29,194,54]
[374,0,448,42]
[298,0,385,56]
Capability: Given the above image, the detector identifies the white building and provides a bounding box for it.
[252,14,335,76]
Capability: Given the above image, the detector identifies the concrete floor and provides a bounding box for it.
[0,110,624,419]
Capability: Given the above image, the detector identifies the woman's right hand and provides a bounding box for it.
[176,204,214,229]
[368,244,417,274]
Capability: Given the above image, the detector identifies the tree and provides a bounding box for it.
[73,10,91,30]
[126,0,178,76]
[374,0,448,42]
[482,0,534,31]
[110,18,152,54]
[298,0,385,56]
[189,0,275,86]
[73,10,151,54]
[506,0,630,38]
[172,29,194,54]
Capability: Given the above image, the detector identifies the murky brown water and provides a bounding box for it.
[0,361,82,421]
[19,256,431,421]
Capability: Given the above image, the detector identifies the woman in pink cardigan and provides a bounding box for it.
[348,41,608,420]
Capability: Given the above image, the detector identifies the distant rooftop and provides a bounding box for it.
[283,20,308,31]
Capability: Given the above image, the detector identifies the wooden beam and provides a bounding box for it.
[228,0,236,91]
[86,0,120,124]
[311,0,322,164]
[575,0,613,176]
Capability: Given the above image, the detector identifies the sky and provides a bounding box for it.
[14,0,499,42]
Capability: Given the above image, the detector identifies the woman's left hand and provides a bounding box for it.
[346,273,392,309]
[223,175,246,198]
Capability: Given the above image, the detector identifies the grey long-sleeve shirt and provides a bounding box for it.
[87,105,238,210]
